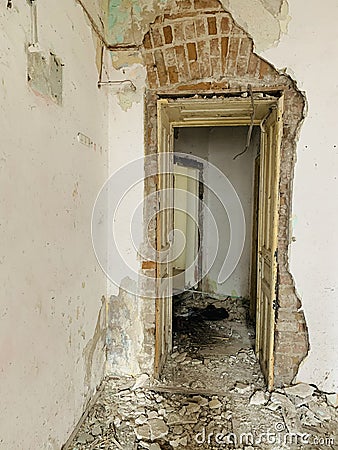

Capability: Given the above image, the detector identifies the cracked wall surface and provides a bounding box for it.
[103,0,338,394]
[99,0,288,51]
[0,1,109,448]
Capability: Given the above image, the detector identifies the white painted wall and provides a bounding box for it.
[221,0,338,393]
[175,127,260,298]
[258,0,338,393]
[0,2,108,449]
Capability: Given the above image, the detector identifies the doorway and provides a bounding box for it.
[155,96,283,390]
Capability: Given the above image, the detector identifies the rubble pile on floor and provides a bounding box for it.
[69,297,337,450]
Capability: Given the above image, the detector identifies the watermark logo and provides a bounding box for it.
[195,423,335,447]
[91,152,246,297]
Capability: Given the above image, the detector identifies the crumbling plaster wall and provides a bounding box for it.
[104,0,337,392]
[0,1,109,449]
[105,0,289,50]
[259,0,338,394]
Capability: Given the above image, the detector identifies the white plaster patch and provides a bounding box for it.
[220,0,290,51]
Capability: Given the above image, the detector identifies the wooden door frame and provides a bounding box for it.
[154,95,283,383]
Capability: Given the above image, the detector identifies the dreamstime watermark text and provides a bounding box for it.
[195,423,335,447]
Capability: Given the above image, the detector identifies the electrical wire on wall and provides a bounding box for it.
[97,45,136,91]
[233,84,255,160]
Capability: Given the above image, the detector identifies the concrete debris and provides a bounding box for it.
[234,381,252,394]
[326,393,338,408]
[148,418,169,440]
[269,392,296,411]
[91,424,102,436]
[208,398,222,409]
[284,382,315,398]
[132,373,150,391]
[135,424,151,440]
[69,297,337,450]
[249,390,268,406]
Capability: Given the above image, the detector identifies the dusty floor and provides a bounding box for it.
[68,296,337,450]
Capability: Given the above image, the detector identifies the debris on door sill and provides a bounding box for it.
[68,297,337,449]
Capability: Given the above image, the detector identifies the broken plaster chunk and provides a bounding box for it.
[175,352,187,363]
[192,396,209,407]
[135,414,148,425]
[172,425,184,435]
[308,401,332,421]
[167,413,181,425]
[249,390,268,406]
[77,432,94,444]
[284,383,315,399]
[148,418,169,440]
[209,398,222,409]
[326,393,338,408]
[269,392,296,412]
[234,382,252,394]
[148,411,158,420]
[186,402,201,414]
[114,417,122,427]
[91,424,102,436]
[132,373,150,391]
[135,424,151,440]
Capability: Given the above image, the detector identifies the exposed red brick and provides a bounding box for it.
[143,7,307,389]
[207,16,217,35]
[210,38,220,58]
[153,49,168,86]
[231,24,245,36]
[211,57,221,77]
[187,42,197,61]
[168,66,179,84]
[189,61,200,79]
[197,40,211,77]
[236,57,248,76]
[143,32,153,50]
[177,81,212,91]
[184,20,196,40]
[164,12,196,20]
[151,27,163,47]
[248,53,260,76]
[142,261,156,270]
[195,17,206,36]
[173,23,185,44]
[175,0,193,10]
[146,65,158,89]
[211,80,229,90]
[164,47,177,66]
[163,25,173,44]
[226,37,240,74]
[220,15,231,34]
[175,45,189,81]
[260,60,276,79]
[221,36,229,73]
[143,52,154,66]
[194,0,221,10]
[239,38,253,58]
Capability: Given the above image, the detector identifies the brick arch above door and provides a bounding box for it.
[141,0,280,91]
[140,0,309,388]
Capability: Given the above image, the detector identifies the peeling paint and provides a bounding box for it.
[108,58,146,111]
[102,0,290,51]
[219,0,290,51]
[110,50,143,70]
[83,297,107,396]
[107,277,144,375]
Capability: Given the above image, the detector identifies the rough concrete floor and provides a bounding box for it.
[68,297,337,450]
